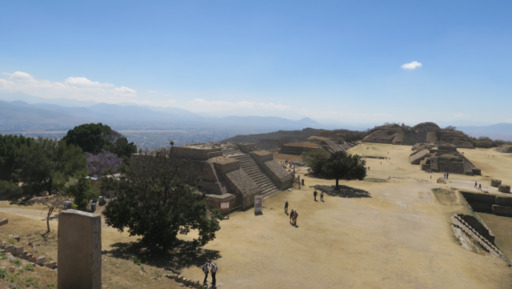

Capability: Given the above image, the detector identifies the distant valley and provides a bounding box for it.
[1,99,512,151]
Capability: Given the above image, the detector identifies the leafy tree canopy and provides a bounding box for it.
[103,148,221,250]
[304,150,366,190]
[63,123,136,159]
[16,137,86,198]
[0,134,34,181]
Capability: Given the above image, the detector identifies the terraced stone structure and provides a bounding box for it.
[136,143,293,210]
[363,122,474,148]
[279,136,349,156]
[409,144,481,175]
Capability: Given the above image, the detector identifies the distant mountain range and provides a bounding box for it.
[0,99,322,131]
[1,99,512,148]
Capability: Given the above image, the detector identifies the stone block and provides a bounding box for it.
[36,255,46,266]
[58,209,101,289]
[491,179,502,187]
[45,261,57,269]
[496,196,512,206]
[492,205,512,217]
[4,245,15,254]
[0,218,8,226]
[498,185,511,193]
[12,236,20,242]
[13,246,23,257]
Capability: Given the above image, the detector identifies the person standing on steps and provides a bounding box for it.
[202,262,209,285]
[211,262,218,286]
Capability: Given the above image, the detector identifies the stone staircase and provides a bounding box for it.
[451,214,506,259]
[231,154,279,197]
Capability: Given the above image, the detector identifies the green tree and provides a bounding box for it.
[0,134,33,181]
[67,176,98,211]
[63,123,136,159]
[320,151,366,190]
[103,148,221,250]
[16,138,86,198]
[303,150,328,175]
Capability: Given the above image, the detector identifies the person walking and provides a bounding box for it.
[202,262,209,285]
[290,209,295,224]
[210,262,218,286]
[313,190,318,201]
[284,200,289,215]
[293,210,299,226]
[320,191,324,202]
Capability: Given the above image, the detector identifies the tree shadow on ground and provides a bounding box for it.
[106,240,221,274]
[313,184,371,198]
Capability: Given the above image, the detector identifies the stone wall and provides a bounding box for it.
[172,146,222,160]
[460,191,512,217]
[224,170,261,209]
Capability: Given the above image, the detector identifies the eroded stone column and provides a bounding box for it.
[58,209,101,289]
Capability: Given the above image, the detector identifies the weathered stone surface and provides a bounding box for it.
[0,218,8,226]
[12,236,20,242]
[13,246,23,257]
[498,185,511,193]
[496,196,512,206]
[492,205,512,217]
[45,261,57,269]
[36,255,46,266]
[460,191,496,204]
[4,245,15,254]
[58,209,101,289]
[491,179,502,187]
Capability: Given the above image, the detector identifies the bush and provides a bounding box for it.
[0,180,22,200]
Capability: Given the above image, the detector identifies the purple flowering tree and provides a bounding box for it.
[86,151,122,176]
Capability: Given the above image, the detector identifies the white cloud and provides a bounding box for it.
[0,71,137,103]
[401,61,423,70]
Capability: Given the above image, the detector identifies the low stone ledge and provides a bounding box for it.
[492,205,512,217]
[491,179,502,187]
[496,196,512,206]
[0,218,8,226]
[498,185,511,193]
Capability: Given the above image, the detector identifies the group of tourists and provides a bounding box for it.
[202,262,218,286]
[284,200,299,226]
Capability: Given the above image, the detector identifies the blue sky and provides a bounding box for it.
[1,0,511,127]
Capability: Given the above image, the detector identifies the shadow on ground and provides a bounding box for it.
[106,240,221,274]
[313,185,371,198]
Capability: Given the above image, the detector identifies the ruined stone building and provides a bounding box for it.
[409,144,481,175]
[278,136,349,156]
[135,143,293,210]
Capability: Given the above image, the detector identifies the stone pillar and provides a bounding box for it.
[58,209,101,289]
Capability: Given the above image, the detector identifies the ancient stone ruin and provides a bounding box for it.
[134,142,293,210]
[58,209,101,289]
[409,144,481,175]
[363,122,475,148]
[278,135,350,156]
